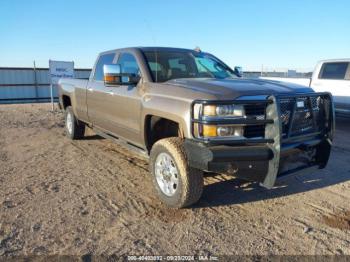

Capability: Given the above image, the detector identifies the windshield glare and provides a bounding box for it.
[143,51,237,83]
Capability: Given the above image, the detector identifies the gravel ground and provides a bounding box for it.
[0,103,349,258]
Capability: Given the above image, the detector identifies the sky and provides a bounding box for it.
[0,0,349,71]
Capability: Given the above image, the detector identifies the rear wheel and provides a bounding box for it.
[65,106,85,140]
[150,138,203,208]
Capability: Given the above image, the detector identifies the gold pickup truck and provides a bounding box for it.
[58,47,334,208]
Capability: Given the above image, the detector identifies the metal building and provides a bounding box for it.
[0,67,91,103]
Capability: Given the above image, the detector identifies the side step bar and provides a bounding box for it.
[93,127,149,160]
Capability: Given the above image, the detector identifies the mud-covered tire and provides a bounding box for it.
[150,137,203,208]
[65,106,85,140]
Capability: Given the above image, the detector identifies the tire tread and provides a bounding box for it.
[65,106,85,140]
[150,137,203,208]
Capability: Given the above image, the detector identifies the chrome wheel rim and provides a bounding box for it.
[155,152,179,196]
[66,111,73,134]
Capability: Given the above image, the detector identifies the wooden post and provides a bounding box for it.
[33,61,39,101]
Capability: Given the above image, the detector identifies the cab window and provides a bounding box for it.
[319,62,349,80]
[117,53,140,76]
[93,53,115,81]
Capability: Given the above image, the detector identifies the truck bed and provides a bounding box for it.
[59,78,89,88]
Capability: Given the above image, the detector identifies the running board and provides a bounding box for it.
[93,128,149,160]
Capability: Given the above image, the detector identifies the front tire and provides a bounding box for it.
[65,106,85,140]
[150,138,203,208]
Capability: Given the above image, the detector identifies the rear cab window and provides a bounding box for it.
[319,62,349,80]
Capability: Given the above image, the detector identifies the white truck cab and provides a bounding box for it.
[261,59,350,117]
[311,59,350,117]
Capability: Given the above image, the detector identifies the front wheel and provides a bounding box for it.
[65,106,85,140]
[150,138,203,208]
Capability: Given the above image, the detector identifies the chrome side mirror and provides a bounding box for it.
[103,64,122,85]
[234,66,243,77]
[103,64,140,86]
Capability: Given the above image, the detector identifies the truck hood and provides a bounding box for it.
[165,78,313,99]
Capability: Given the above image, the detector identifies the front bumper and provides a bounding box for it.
[187,93,334,188]
[184,140,273,182]
[184,137,332,186]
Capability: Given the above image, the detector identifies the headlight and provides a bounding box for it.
[203,104,245,117]
[202,125,244,137]
[193,103,246,139]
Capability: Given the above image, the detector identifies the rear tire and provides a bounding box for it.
[150,137,203,208]
[65,106,85,140]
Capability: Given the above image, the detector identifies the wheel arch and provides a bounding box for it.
[144,114,186,152]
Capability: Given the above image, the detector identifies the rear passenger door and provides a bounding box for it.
[312,62,350,111]
[106,52,143,145]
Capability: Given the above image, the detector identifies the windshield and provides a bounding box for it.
[143,50,237,83]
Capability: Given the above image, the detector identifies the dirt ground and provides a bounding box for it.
[0,103,349,258]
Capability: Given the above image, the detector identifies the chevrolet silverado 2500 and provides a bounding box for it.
[58,47,334,208]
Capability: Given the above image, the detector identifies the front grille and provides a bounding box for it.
[244,104,267,138]
[279,95,323,138]
[244,125,265,138]
[245,104,266,118]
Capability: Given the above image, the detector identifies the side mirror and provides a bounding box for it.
[234,66,243,77]
[103,64,140,86]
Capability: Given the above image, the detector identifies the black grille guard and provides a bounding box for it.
[259,92,334,188]
[190,92,335,188]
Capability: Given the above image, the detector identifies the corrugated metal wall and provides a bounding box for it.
[0,67,91,103]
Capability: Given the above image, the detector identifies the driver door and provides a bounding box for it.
[88,52,143,146]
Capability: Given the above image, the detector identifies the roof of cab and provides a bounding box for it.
[318,58,350,63]
[100,46,201,55]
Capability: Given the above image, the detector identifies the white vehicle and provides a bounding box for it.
[261,59,350,117]
[311,59,350,117]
